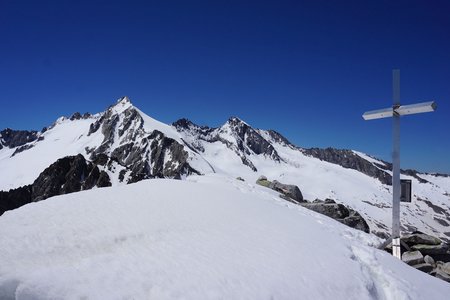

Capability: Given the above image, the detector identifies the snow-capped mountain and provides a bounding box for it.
[1,97,450,242]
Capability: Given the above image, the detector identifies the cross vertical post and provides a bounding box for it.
[362,70,436,259]
[392,69,401,259]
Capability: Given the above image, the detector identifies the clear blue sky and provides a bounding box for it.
[1,0,449,173]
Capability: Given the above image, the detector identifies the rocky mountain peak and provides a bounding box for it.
[117,96,131,105]
[173,118,197,130]
[226,116,250,129]
[265,130,295,147]
[0,128,39,150]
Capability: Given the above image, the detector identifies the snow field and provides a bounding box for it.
[1,175,449,299]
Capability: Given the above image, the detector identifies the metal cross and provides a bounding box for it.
[362,70,436,259]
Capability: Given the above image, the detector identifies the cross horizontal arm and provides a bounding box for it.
[362,101,436,120]
[395,101,436,116]
[362,107,393,120]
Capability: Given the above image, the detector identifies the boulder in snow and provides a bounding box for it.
[402,251,424,266]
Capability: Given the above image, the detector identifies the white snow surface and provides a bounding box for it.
[1,175,449,300]
[0,117,102,190]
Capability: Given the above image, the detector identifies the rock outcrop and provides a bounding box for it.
[87,98,201,181]
[32,154,111,201]
[174,117,282,172]
[0,128,40,150]
[256,176,304,203]
[256,176,369,233]
[384,232,450,283]
[0,154,111,215]
[301,199,370,233]
[302,148,393,185]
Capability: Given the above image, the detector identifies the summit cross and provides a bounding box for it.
[362,69,437,259]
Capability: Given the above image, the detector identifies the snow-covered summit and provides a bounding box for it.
[1,175,449,299]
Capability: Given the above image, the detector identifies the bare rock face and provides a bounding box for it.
[302,148,393,185]
[0,154,111,215]
[173,117,282,172]
[88,100,200,182]
[32,154,111,201]
[0,185,33,216]
[226,117,281,161]
[0,128,39,150]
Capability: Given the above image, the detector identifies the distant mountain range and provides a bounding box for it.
[1,97,449,241]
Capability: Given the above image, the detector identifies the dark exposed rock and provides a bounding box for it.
[226,117,281,161]
[118,169,127,182]
[92,153,109,166]
[174,117,282,172]
[338,210,371,233]
[266,130,294,147]
[383,231,450,282]
[419,198,447,215]
[147,130,200,179]
[0,154,112,215]
[413,263,434,273]
[402,250,424,266]
[70,112,82,120]
[302,200,350,219]
[411,243,449,256]
[0,128,39,149]
[401,169,429,184]
[0,185,32,216]
[32,154,111,201]
[269,180,304,202]
[434,217,449,227]
[402,233,442,246]
[435,269,450,282]
[256,176,368,233]
[173,118,198,131]
[105,129,200,181]
[302,148,392,185]
[88,116,103,136]
[11,144,34,157]
[256,176,303,202]
[97,171,112,187]
[301,199,370,233]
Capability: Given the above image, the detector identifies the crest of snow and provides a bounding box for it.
[133,107,181,142]
[353,150,387,167]
[111,96,133,114]
[0,175,449,299]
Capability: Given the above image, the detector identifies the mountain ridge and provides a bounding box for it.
[1,97,449,242]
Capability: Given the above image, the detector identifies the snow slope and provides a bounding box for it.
[178,121,450,240]
[1,175,449,299]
